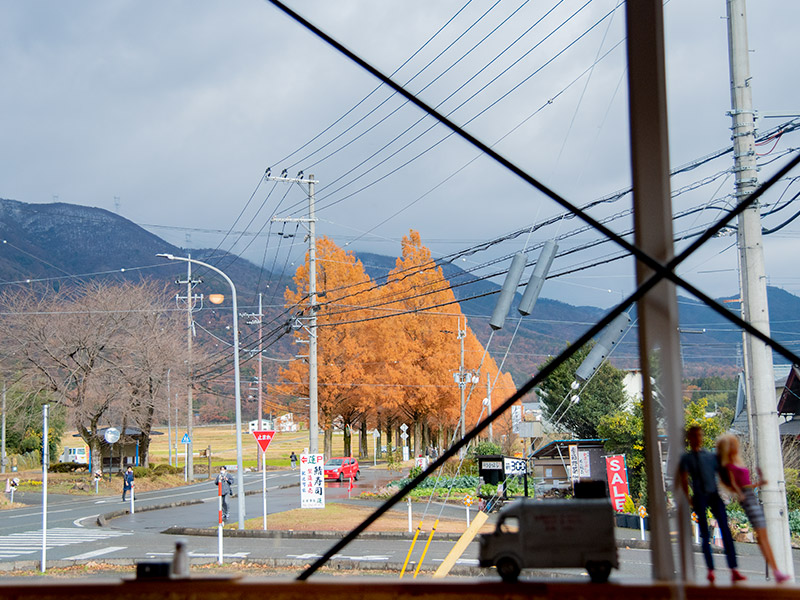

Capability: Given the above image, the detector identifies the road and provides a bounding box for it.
[2,467,799,584]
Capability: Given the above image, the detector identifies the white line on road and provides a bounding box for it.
[73,514,99,527]
[63,546,127,561]
[146,552,250,558]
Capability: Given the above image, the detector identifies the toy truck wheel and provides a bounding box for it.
[496,557,520,583]
[585,560,612,583]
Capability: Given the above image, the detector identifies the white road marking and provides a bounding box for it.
[0,528,133,561]
[73,514,99,527]
[146,552,249,558]
[63,546,127,560]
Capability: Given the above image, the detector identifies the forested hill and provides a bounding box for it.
[1,197,798,384]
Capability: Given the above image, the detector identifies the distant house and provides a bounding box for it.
[776,365,800,438]
[73,427,163,472]
[733,364,794,437]
[247,413,297,434]
[529,438,607,491]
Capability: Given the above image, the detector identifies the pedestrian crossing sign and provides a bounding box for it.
[181,434,191,444]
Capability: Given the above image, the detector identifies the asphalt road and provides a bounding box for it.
[2,467,800,584]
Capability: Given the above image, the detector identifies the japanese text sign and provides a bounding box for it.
[300,453,325,509]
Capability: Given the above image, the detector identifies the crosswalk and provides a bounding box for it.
[0,528,132,560]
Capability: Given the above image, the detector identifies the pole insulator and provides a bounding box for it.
[518,240,558,316]
[575,312,631,382]
[489,253,526,330]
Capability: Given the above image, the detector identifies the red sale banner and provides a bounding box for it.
[605,455,630,511]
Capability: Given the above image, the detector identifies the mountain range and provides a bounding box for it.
[1,197,796,385]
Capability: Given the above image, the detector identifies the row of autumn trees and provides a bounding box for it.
[279,231,517,459]
[0,281,189,471]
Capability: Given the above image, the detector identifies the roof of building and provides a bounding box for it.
[531,438,606,459]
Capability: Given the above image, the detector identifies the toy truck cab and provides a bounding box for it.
[478,497,618,583]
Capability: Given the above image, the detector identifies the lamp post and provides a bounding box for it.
[158,253,246,529]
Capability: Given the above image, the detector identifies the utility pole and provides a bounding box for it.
[272,171,319,454]
[727,0,793,574]
[459,321,466,443]
[453,317,478,454]
[166,369,172,467]
[242,293,265,471]
[1,383,6,474]
[486,373,493,442]
[175,255,202,481]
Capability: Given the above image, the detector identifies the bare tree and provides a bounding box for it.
[0,280,185,471]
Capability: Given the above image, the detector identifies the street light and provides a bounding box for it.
[157,253,246,529]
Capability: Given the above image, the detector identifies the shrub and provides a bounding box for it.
[49,462,88,473]
[131,466,149,478]
[469,440,502,459]
[152,463,181,475]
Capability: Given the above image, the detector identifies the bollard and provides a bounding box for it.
[217,480,223,564]
[171,539,189,578]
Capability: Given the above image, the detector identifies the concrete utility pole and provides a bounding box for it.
[166,370,172,467]
[459,321,466,442]
[176,255,202,481]
[727,0,793,574]
[242,293,265,470]
[487,372,493,442]
[271,172,319,454]
[1,383,6,474]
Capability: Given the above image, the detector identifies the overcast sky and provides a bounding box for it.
[1,0,798,311]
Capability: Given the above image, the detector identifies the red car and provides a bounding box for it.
[323,457,360,481]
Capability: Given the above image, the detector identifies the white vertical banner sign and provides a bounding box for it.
[578,450,591,478]
[300,453,325,508]
[568,444,580,483]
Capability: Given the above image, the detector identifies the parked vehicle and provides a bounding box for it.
[323,457,360,481]
[478,497,618,583]
[59,447,89,464]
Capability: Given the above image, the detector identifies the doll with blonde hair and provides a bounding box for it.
[716,434,790,583]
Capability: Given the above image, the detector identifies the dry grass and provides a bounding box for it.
[232,503,492,534]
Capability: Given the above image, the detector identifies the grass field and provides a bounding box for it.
[61,425,388,471]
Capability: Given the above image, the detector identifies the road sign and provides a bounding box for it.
[252,430,276,452]
[400,432,409,441]
[463,495,474,506]
[181,433,191,444]
[400,423,408,432]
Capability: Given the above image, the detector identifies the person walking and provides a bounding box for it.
[716,434,790,583]
[215,466,234,520]
[122,466,134,502]
[677,425,744,584]
[290,452,298,470]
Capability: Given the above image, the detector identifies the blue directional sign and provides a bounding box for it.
[181,434,191,444]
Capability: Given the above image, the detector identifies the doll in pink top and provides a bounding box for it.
[716,434,790,583]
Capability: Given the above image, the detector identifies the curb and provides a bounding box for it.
[97,499,204,526]
[97,483,301,526]
[0,555,571,579]
[161,526,468,542]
